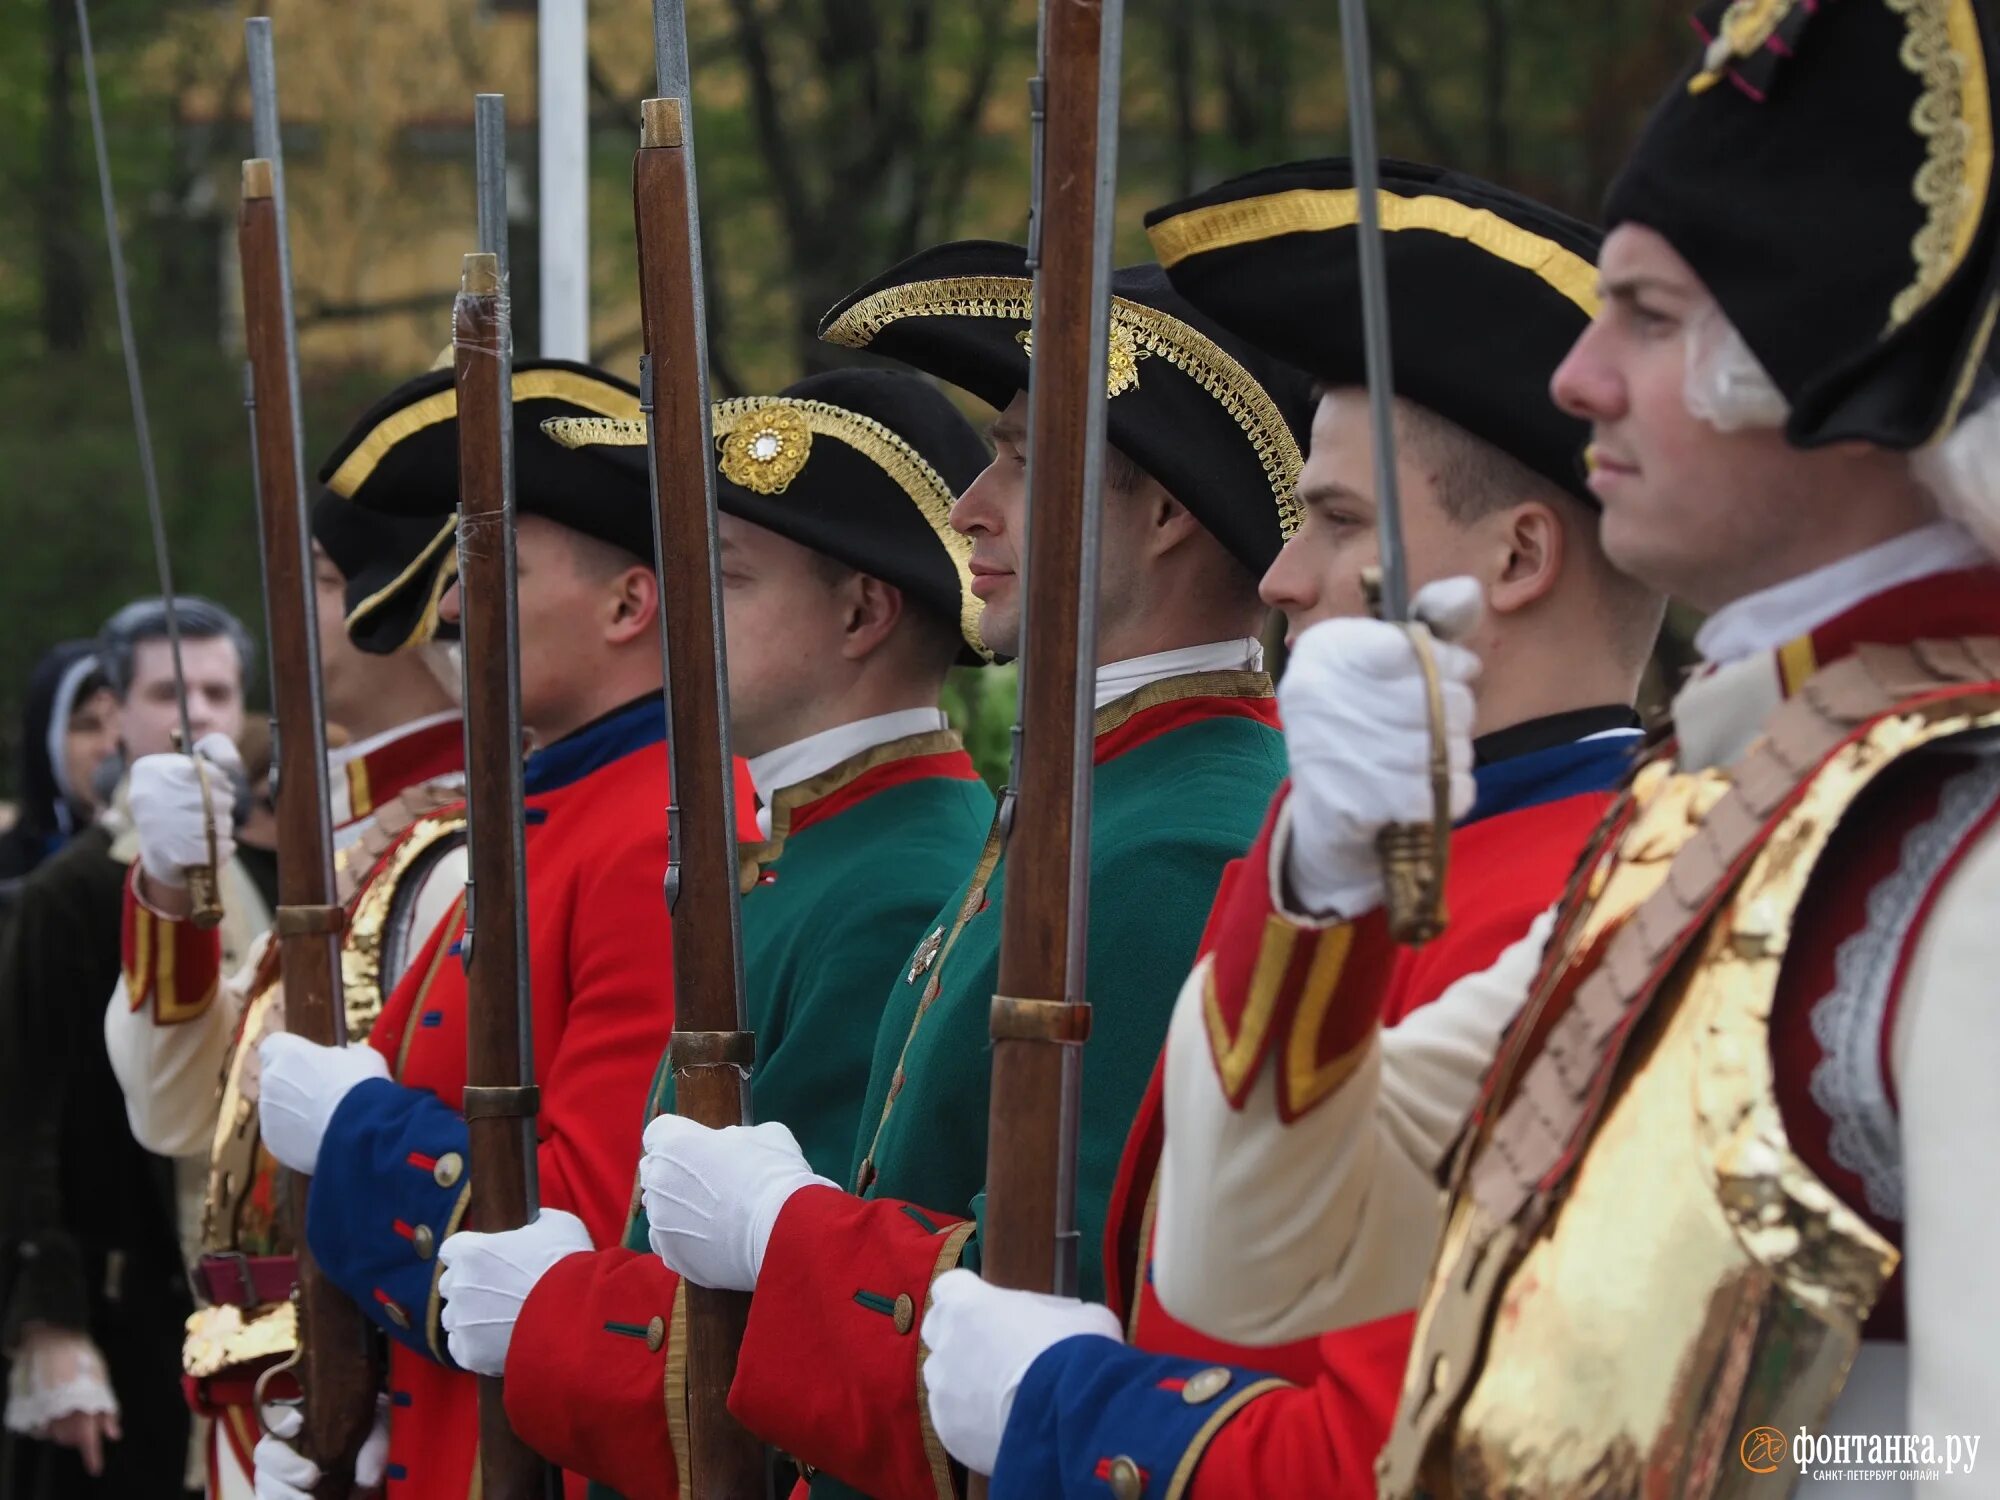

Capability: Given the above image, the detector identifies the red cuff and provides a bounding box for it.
[1199,793,1395,1119]
[506,1248,684,1500]
[1186,1313,1413,1500]
[731,1185,972,1500]
[122,865,224,1023]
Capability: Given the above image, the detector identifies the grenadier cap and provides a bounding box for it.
[1145,157,1604,504]
[310,492,458,655]
[543,367,995,661]
[1604,0,2000,450]
[322,358,654,560]
[815,239,1312,576]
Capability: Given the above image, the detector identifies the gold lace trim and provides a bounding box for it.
[821,276,1304,541]
[323,369,642,499]
[1888,0,1993,330]
[1146,187,1601,318]
[544,399,989,657]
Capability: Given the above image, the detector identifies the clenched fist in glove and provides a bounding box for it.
[920,1270,1125,1476]
[437,1209,594,1376]
[257,1033,390,1175]
[253,1395,389,1500]
[1280,576,1484,918]
[640,1116,836,1292]
[128,732,241,894]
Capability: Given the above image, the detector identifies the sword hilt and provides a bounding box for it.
[1362,567,1449,946]
[173,729,226,931]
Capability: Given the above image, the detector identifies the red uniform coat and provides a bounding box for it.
[305,694,754,1499]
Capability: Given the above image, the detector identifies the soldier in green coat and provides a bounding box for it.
[433,369,1002,1494]
[614,241,1312,1500]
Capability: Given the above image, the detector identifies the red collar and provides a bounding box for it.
[1776,565,2000,694]
[339,717,464,826]
[1092,670,1278,766]
[757,729,977,853]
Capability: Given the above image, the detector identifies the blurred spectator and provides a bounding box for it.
[0,598,263,1500]
[0,646,117,934]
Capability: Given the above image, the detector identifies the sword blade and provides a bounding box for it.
[75,0,193,745]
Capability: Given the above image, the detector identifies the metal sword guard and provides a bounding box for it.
[1360,566,1449,946]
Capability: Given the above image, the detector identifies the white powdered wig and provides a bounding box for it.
[1682,307,1791,432]
[1913,391,2000,560]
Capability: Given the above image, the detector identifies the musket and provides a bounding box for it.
[632,8,767,1495]
[237,18,383,1491]
[1338,0,1452,946]
[74,0,223,926]
[975,0,1125,1399]
[452,94,559,1500]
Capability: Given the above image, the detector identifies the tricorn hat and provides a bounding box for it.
[310,491,459,654]
[323,359,654,559]
[816,239,1311,575]
[544,368,995,661]
[1145,157,1604,504]
[1604,0,2000,450]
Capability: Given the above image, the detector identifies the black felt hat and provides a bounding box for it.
[815,240,1311,575]
[322,359,654,559]
[1603,0,2000,450]
[542,368,996,661]
[310,491,459,655]
[1145,158,1604,505]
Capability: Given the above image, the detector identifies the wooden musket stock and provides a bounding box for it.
[633,95,768,1499]
[238,157,380,1498]
[452,250,557,1500]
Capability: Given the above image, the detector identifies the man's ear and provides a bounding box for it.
[605,565,660,645]
[1144,483,1204,561]
[840,574,906,662]
[1486,501,1564,618]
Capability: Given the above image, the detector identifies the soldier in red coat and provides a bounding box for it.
[916,160,1670,1499]
[246,361,758,1500]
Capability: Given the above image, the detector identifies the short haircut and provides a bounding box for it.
[96,597,255,699]
[1386,397,1574,527]
[804,551,962,678]
[1104,444,1148,498]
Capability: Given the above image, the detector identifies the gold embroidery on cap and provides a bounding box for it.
[1887,0,1993,330]
[718,405,812,494]
[1014,320,1149,398]
[822,275,1304,541]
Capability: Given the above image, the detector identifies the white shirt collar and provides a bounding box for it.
[747,707,951,837]
[1093,638,1265,711]
[328,710,463,771]
[1692,521,1987,666]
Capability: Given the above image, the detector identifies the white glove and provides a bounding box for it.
[257,1032,391,1175]
[438,1208,594,1376]
[639,1116,836,1291]
[3,1324,120,1475]
[253,1395,390,1500]
[920,1269,1125,1477]
[1281,577,1483,917]
[128,733,241,889]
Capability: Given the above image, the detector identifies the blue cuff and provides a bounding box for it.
[993,1335,1287,1500]
[306,1076,471,1365]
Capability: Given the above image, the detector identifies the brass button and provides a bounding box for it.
[382,1300,410,1330]
[645,1315,667,1353]
[1106,1456,1142,1500]
[891,1293,915,1335]
[907,927,944,983]
[1181,1365,1231,1404]
[411,1225,436,1260]
[433,1152,464,1188]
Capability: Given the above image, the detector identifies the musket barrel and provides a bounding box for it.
[633,33,766,1485]
[239,153,381,1494]
[455,99,553,1499]
[978,0,1125,1319]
